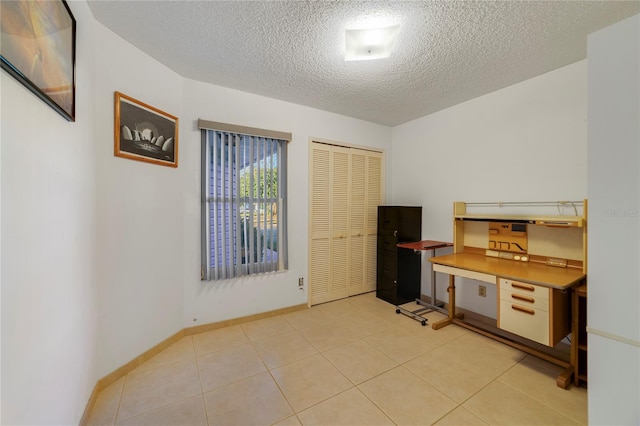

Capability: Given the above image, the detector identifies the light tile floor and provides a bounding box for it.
[86,292,588,425]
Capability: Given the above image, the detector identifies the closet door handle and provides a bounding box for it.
[394,230,398,237]
[511,305,535,315]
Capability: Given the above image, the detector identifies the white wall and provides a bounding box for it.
[181,80,391,327]
[92,22,186,378]
[587,14,640,425]
[91,31,392,370]
[0,2,98,424]
[391,61,588,316]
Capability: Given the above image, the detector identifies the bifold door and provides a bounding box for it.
[309,142,383,305]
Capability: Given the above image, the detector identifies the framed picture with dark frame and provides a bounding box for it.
[0,0,76,121]
[114,91,179,168]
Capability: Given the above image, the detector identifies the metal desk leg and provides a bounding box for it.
[428,248,448,315]
[415,248,449,315]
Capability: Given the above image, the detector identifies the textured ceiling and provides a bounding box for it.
[88,1,640,126]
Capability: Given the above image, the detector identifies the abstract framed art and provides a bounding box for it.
[0,0,76,121]
[114,92,179,168]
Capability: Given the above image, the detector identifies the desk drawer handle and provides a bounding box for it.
[512,305,535,315]
[511,294,535,304]
[511,283,535,292]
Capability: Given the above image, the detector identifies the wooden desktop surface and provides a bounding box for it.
[429,252,585,290]
[397,240,453,251]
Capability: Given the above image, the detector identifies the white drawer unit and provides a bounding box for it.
[498,278,570,347]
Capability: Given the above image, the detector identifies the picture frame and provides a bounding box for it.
[114,92,179,168]
[0,0,76,121]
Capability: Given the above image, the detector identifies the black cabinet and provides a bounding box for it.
[376,206,422,304]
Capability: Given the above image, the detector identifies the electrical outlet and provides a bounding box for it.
[298,277,304,289]
[478,285,486,297]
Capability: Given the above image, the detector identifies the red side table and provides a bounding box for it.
[395,240,453,326]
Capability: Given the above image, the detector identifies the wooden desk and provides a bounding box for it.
[430,253,585,290]
[395,240,452,325]
[429,251,585,388]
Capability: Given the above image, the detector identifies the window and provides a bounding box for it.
[200,120,289,280]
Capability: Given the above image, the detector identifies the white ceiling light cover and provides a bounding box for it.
[345,25,400,61]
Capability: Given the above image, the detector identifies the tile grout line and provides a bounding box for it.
[116,341,204,423]
[388,327,511,425]
[497,381,583,424]
[263,311,374,419]
[351,372,399,425]
[245,317,299,424]
[495,361,586,425]
[110,373,127,426]
[113,373,129,425]
[190,335,211,426]
[449,355,532,425]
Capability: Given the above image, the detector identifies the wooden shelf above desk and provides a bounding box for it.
[453,200,586,228]
[454,214,584,227]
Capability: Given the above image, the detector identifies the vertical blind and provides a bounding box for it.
[200,123,288,281]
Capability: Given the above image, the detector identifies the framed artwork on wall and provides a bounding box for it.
[0,0,76,121]
[114,91,179,168]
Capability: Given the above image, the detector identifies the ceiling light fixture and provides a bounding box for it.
[345,25,400,61]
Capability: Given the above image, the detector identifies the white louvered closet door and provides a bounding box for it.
[309,142,383,305]
[365,152,383,293]
[330,147,350,300]
[348,151,366,296]
[309,144,331,304]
